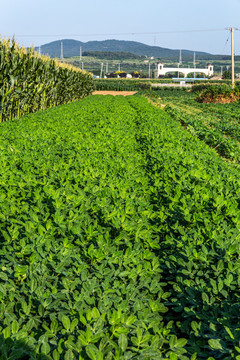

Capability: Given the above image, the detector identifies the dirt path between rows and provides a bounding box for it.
[92,91,137,96]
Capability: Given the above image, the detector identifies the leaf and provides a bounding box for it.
[175,338,188,348]
[11,320,19,334]
[51,320,59,334]
[170,354,178,360]
[191,321,199,333]
[224,326,234,339]
[86,345,98,360]
[30,278,37,293]
[208,339,223,350]
[235,346,240,353]
[118,333,128,352]
[202,292,209,304]
[158,303,168,313]
[92,307,100,318]
[3,326,10,339]
[191,353,198,360]
[53,349,60,360]
[218,279,223,291]
[0,272,8,281]
[65,349,74,360]
[41,342,50,355]
[125,315,137,326]
[62,315,71,331]
[70,318,78,332]
[169,335,177,348]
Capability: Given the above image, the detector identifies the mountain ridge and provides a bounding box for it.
[36,39,216,60]
[35,39,237,61]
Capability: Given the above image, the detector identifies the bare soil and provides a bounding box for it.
[92,91,137,96]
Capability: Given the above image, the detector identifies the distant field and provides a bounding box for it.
[62,55,240,77]
[62,55,156,76]
[145,87,240,162]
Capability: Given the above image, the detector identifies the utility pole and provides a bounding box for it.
[80,46,82,61]
[106,62,108,74]
[118,63,120,72]
[179,49,182,65]
[148,62,151,78]
[61,41,63,59]
[100,63,104,78]
[231,27,235,87]
[82,62,84,70]
[226,27,238,87]
[220,66,223,76]
[156,63,158,79]
[193,52,196,78]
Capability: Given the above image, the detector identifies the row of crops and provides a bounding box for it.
[145,88,240,162]
[94,79,172,91]
[93,80,239,93]
[164,105,240,162]
[0,39,94,122]
[1,95,240,359]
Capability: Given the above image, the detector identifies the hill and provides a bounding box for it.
[36,39,214,61]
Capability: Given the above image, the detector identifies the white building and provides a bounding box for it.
[156,63,214,78]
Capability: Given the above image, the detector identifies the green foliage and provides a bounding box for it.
[164,104,240,161]
[1,95,240,359]
[193,84,240,103]
[192,82,237,93]
[82,51,144,60]
[222,70,232,79]
[0,38,94,122]
[200,86,236,100]
[186,72,206,78]
[144,87,240,162]
[94,79,172,91]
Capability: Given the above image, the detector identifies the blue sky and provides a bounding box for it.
[1,0,240,55]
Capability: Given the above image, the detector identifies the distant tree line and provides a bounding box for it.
[82,51,145,60]
[105,71,147,78]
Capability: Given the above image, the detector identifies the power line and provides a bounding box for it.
[6,28,228,38]
[222,33,230,54]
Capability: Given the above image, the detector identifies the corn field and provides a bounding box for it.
[0,38,94,122]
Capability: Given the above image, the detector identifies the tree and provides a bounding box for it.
[131,71,140,78]
[106,72,117,78]
[222,70,232,79]
[115,71,127,78]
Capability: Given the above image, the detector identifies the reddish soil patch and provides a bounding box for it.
[92,91,137,96]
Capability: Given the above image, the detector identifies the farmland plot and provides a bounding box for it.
[0,96,240,359]
[145,88,240,162]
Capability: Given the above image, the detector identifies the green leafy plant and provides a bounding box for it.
[1,95,240,359]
